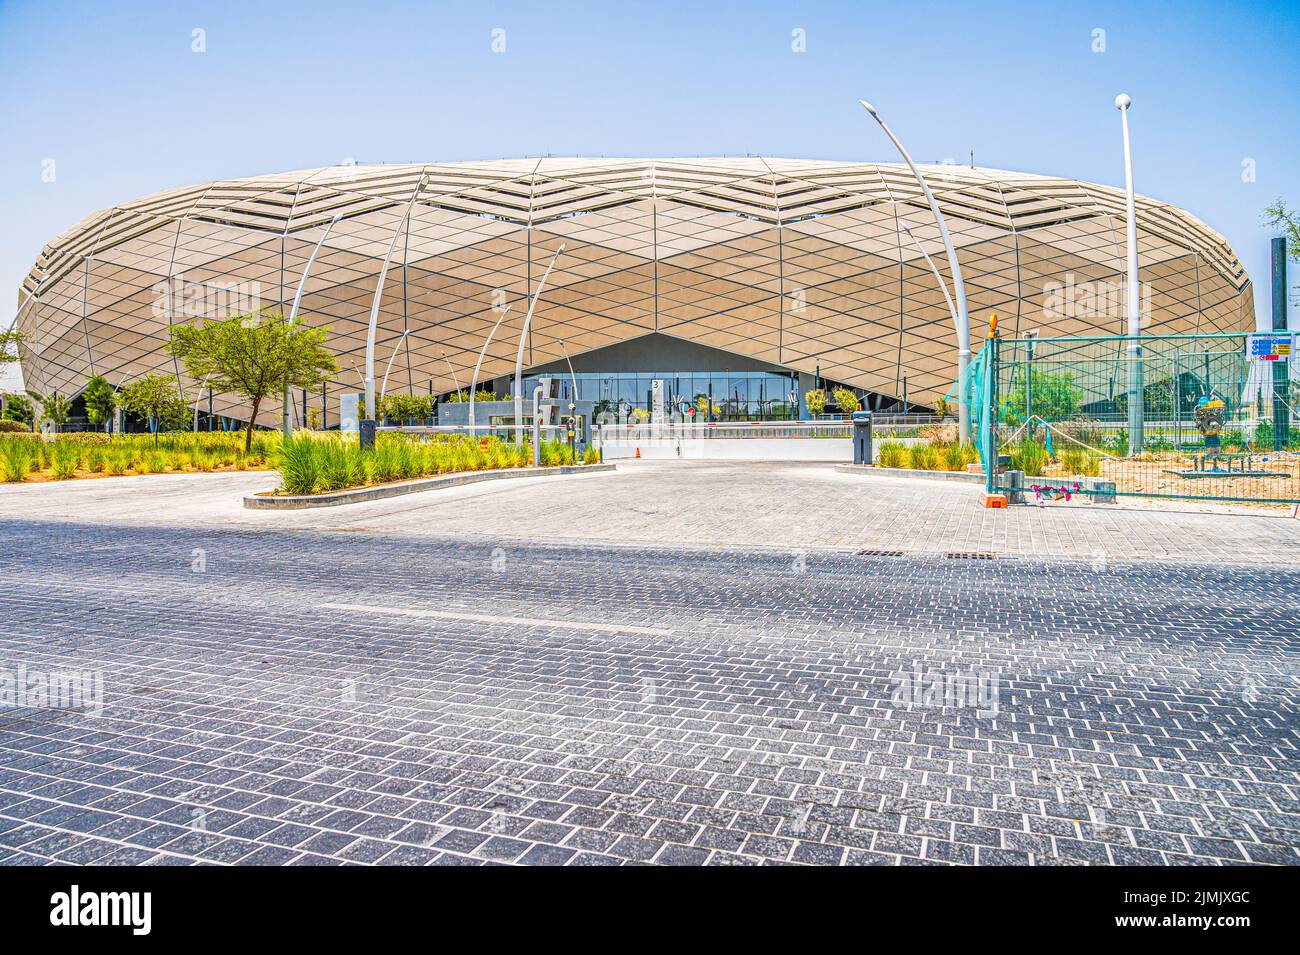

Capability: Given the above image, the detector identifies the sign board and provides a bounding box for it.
[651,379,665,424]
[1249,333,1293,362]
[339,393,360,433]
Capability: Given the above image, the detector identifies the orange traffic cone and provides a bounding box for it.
[635,447,641,459]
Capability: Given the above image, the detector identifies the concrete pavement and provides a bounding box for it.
[3,461,1300,565]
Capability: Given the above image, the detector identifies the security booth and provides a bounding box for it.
[852,410,873,465]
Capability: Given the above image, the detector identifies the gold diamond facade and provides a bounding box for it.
[15,158,1253,423]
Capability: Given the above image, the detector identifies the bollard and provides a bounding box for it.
[359,419,376,451]
[851,410,873,465]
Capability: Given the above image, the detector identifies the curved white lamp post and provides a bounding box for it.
[558,339,580,404]
[283,212,342,438]
[900,225,961,418]
[440,351,461,395]
[380,328,411,400]
[468,304,512,431]
[1116,93,1143,455]
[364,175,427,420]
[860,101,971,442]
[512,245,565,443]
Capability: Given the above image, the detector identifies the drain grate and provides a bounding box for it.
[856,548,905,557]
[944,551,1001,560]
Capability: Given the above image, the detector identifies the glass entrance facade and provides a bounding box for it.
[521,371,800,421]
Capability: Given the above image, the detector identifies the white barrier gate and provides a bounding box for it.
[595,418,942,462]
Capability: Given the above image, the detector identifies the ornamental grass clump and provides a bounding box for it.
[49,443,82,480]
[1060,446,1102,477]
[104,449,131,476]
[876,440,907,468]
[0,438,36,482]
[907,443,941,471]
[939,441,979,472]
[140,450,169,474]
[272,432,542,495]
[277,436,322,495]
[1010,438,1049,477]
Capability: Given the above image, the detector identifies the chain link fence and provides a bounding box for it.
[973,332,1300,505]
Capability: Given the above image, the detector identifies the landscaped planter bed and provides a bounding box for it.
[245,462,615,509]
[835,464,984,484]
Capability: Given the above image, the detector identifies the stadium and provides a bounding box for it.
[12,157,1254,427]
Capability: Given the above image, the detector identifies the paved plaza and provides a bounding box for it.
[6,460,1300,564]
[0,462,1297,865]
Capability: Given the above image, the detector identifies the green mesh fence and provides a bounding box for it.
[977,332,1300,505]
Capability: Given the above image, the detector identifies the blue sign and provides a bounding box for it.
[1250,334,1293,361]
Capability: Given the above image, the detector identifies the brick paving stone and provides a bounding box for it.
[0,514,1295,867]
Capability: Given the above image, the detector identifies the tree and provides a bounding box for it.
[0,327,22,365]
[804,388,827,417]
[832,386,861,414]
[1005,368,1082,424]
[168,310,338,451]
[82,375,116,431]
[26,390,71,431]
[377,393,433,422]
[1,393,34,427]
[117,375,187,437]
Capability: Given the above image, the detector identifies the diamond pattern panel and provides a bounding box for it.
[15,159,1254,422]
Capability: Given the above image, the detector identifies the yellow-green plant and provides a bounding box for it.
[832,386,861,415]
[940,441,979,472]
[908,443,940,471]
[1060,446,1102,477]
[877,440,907,468]
[1010,438,1049,476]
[49,443,82,480]
[0,437,35,482]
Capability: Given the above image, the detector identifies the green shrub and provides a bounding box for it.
[139,450,168,474]
[877,440,907,468]
[831,386,861,414]
[1060,447,1102,477]
[907,443,940,471]
[367,443,402,484]
[277,437,321,494]
[104,449,131,476]
[0,419,29,433]
[0,438,35,482]
[49,443,82,480]
[272,432,539,495]
[1010,438,1049,476]
[940,441,978,472]
[583,444,600,464]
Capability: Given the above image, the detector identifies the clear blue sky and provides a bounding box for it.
[2,0,1297,333]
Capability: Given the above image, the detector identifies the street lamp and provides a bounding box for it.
[1116,93,1144,455]
[364,174,427,420]
[284,212,342,438]
[468,304,512,431]
[899,225,962,421]
[440,351,461,395]
[860,100,971,443]
[558,339,580,408]
[380,329,411,400]
[512,245,565,443]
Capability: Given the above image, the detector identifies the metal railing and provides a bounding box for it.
[596,416,952,442]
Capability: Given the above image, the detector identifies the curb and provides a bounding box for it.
[244,463,616,509]
[834,464,984,484]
